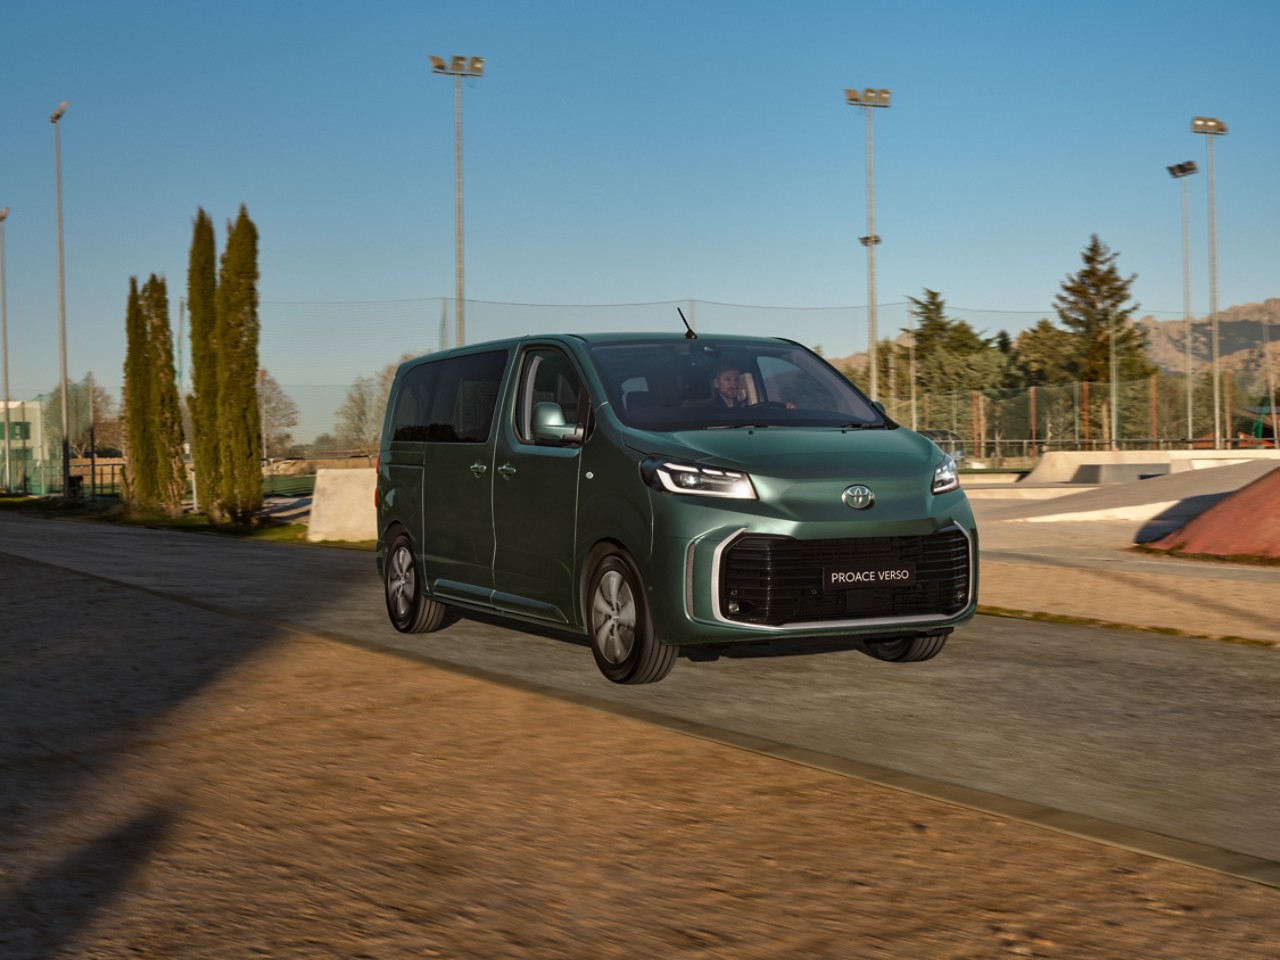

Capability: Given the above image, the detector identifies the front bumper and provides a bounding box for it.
[643,495,979,646]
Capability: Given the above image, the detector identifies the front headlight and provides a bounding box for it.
[931,454,959,495]
[641,456,757,500]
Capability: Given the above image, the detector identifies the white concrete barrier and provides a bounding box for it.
[1024,449,1280,484]
[307,468,377,543]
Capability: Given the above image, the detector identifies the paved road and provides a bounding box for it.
[2,513,1276,870]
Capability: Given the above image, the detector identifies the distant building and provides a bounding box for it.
[2,398,46,494]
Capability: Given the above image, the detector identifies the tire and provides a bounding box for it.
[586,548,676,684]
[384,531,447,634]
[865,631,949,663]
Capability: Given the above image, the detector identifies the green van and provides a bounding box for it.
[376,332,977,684]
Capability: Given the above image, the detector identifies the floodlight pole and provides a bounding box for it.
[51,101,72,497]
[431,55,484,349]
[1110,312,1119,449]
[845,88,890,400]
[1167,161,1198,447]
[0,206,11,492]
[1192,116,1226,449]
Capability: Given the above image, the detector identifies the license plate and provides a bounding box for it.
[823,563,917,591]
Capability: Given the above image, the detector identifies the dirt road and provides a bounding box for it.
[1,540,1277,959]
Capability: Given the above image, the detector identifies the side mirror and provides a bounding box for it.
[532,402,584,443]
[872,400,887,415]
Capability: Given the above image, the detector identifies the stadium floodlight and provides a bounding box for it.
[0,206,10,492]
[51,101,72,496]
[430,56,485,348]
[1192,116,1226,448]
[1167,161,1198,445]
[844,87,891,400]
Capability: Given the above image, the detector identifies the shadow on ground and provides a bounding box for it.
[0,551,276,958]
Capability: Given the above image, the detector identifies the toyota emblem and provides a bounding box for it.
[842,484,875,510]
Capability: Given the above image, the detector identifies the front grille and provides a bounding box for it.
[719,527,971,625]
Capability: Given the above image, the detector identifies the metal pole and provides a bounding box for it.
[1110,312,1118,449]
[0,207,11,493]
[1263,316,1278,448]
[1206,133,1221,449]
[88,370,96,498]
[1181,175,1194,447]
[864,105,878,400]
[909,315,917,429]
[53,104,72,496]
[453,73,465,349]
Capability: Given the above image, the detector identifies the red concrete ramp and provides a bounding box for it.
[1149,466,1280,560]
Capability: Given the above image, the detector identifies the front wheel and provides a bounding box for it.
[586,548,676,684]
[865,632,949,662]
[384,531,448,634]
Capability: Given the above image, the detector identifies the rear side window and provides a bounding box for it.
[391,350,507,443]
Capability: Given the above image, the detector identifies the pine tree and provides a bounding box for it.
[187,209,220,516]
[1054,235,1152,384]
[215,206,262,524]
[1011,319,1075,385]
[905,289,1006,393]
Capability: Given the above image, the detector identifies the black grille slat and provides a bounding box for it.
[720,529,970,625]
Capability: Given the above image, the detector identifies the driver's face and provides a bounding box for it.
[713,369,741,400]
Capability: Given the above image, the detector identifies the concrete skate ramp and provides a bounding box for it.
[1147,465,1280,560]
[1022,449,1280,483]
[979,459,1280,541]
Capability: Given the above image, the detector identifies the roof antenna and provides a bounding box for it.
[678,307,697,339]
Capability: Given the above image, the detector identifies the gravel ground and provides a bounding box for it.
[1,550,1277,960]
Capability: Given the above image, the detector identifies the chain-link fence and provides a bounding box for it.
[879,371,1278,469]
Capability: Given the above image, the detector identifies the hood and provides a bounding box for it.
[624,426,939,480]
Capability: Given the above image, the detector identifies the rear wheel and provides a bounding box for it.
[384,531,447,634]
[586,548,676,684]
[865,632,949,662]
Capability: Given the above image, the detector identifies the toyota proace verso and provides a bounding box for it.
[376,332,978,684]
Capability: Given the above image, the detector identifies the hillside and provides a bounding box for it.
[1139,298,1280,379]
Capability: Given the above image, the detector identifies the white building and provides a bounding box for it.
[2,398,46,493]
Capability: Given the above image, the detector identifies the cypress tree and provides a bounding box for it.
[187,209,220,517]
[122,277,156,508]
[215,206,262,524]
[143,274,187,512]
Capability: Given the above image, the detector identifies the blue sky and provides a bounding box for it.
[2,0,1278,420]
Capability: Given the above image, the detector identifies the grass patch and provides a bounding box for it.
[1132,542,1280,567]
[0,494,310,543]
[310,538,377,551]
[977,604,1278,649]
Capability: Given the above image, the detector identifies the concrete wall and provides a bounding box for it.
[307,468,377,543]
[1024,449,1280,484]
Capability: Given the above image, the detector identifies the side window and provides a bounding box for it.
[391,350,507,443]
[516,348,585,444]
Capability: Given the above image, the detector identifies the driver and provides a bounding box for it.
[707,360,745,408]
[702,359,794,409]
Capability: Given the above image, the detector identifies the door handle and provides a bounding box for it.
[497,463,517,478]
[469,462,488,477]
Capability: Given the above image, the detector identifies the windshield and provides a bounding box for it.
[586,339,885,431]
